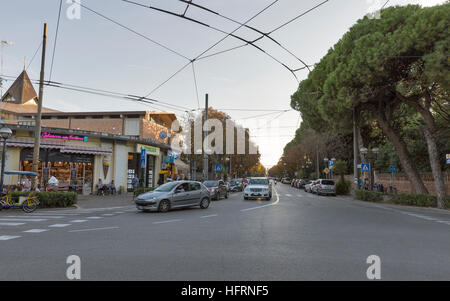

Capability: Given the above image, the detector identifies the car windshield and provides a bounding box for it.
[322,180,335,185]
[154,182,179,192]
[203,181,219,187]
[249,179,269,185]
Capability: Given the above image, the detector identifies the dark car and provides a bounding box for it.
[229,179,243,192]
[203,180,229,200]
[297,179,307,189]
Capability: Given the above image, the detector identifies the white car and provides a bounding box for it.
[243,178,272,200]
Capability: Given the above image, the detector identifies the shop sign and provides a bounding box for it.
[41,132,88,142]
[163,156,174,164]
[136,144,160,156]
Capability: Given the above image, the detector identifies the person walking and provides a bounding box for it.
[132,175,139,200]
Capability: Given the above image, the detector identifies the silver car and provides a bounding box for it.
[243,177,272,200]
[135,181,211,213]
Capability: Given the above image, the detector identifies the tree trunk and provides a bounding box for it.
[375,108,429,195]
[422,126,446,208]
[402,92,447,209]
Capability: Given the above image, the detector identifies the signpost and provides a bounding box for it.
[215,164,222,173]
[389,165,397,193]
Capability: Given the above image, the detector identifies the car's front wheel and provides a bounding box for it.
[158,200,170,213]
[200,198,210,209]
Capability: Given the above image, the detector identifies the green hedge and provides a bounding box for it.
[9,191,77,208]
[136,187,155,196]
[336,179,351,195]
[390,193,450,208]
[354,190,383,202]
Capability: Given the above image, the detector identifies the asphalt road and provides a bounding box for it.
[1,183,449,280]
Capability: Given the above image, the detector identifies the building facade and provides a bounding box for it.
[0,71,179,193]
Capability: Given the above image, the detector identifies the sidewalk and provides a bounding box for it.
[75,193,136,209]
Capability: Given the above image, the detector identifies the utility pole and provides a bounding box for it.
[316,144,320,179]
[353,107,359,190]
[32,23,47,187]
[202,94,208,181]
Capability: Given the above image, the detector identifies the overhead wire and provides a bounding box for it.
[48,0,63,82]
[73,0,191,61]
[178,0,318,72]
[121,0,302,91]
[25,41,42,71]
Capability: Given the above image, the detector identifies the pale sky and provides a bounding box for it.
[0,0,445,168]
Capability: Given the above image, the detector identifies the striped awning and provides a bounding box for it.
[61,146,112,155]
[2,138,112,155]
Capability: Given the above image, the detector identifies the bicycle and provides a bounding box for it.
[0,190,40,213]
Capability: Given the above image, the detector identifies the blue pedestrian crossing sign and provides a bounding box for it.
[215,164,223,172]
[361,163,370,172]
[140,148,146,168]
[446,154,450,165]
[328,160,335,168]
[389,165,397,173]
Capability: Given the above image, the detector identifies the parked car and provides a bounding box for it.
[229,179,243,192]
[298,179,307,189]
[202,180,229,200]
[311,180,322,194]
[243,177,272,200]
[315,179,337,196]
[291,179,297,187]
[304,181,313,193]
[135,181,210,213]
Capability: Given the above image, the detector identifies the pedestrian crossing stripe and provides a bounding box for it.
[48,224,71,228]
[23,229,49,233]
[0,235,21,241]
[0,222,26,226]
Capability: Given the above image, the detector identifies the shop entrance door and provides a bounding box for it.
[146,155,155,188]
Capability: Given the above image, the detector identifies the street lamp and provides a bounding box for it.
[0,120,12,192]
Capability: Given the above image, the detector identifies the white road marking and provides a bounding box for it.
[32,212,79,216]
[0,218,46,222]
[102,214,114,216]
[86,216,103,219]
[241,188,280,212]
[201,214,218,218]
[285,194,292,197]
[4,215,63,219]
[436,221,450,225]
[114,212,125,214]
[70,220,88,223]
[69,226,119,233]
[0,235,21,241]
[48,224,71,228]
[23,229,49,233]
[0,222,25,226]
[152,219,182,224]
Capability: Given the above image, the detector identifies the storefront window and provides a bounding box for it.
[20,148,94,193]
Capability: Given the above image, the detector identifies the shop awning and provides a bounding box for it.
[2,138,112,155]
[61,146,112,155]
